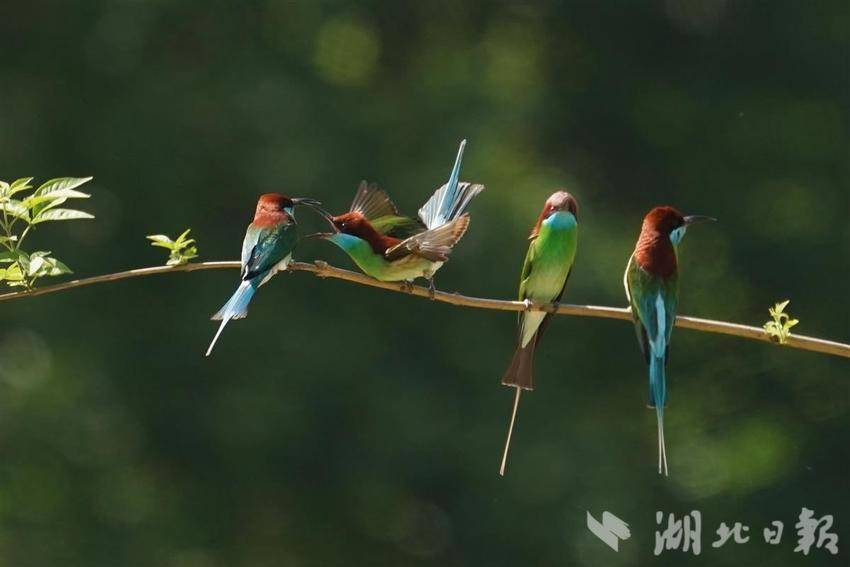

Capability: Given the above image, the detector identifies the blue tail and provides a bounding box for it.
[649,354,668,476]
[206,280,257,356]
[418,140,485,229]
[441,138,466,216]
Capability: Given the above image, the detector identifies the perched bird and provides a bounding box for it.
[321,140,484,293]
[206,193,327,356]
[499,191,579,476]
[624,206,715,476]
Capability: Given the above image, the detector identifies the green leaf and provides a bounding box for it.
[146,235,176,251]
[28,254,72,278]
[0,200,30,221]
[148,228,199,266]
[2,262,24,281]
[32,208,95,224]
[8,177,34,196]
[167,244,198,266]
[28,255,45,276]
[35,177,93,198]
[31,177,92,217]
[0,250,21,263]
[45,257,72,276]
[14,251,30,273]
[22,194,62,210]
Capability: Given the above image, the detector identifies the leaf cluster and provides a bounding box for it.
[0,177,94,289]
[146,229,199,266]
[763,299,799,345]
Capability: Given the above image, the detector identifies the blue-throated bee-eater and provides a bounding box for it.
[320,140,484,294]
[206,193,328,356]
[499,190,579,476]
[624,206,715,476]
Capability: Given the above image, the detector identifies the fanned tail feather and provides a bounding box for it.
[419,182,484,230]
[434,139,465,227]
[418,140,485,229]
[206,280,257,356]
[649,354,668,476]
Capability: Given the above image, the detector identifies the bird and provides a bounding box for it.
[499,190,579,476]
[623,206,715,476]
[206,193,328,357]
[320,140,484,294]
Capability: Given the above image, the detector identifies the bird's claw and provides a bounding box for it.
[400,281,414,294]
[314,260,330,278]
[428,279,436,300]
[523,299,533,312]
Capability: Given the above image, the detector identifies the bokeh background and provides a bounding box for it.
[0,1,847,565]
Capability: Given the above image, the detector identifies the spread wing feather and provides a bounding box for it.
[384,214,470,262]
[350,181,399,220]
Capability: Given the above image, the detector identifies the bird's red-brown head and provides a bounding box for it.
[331,211,399,254]
[634,206,715,277]
[253,193,294,225]
[640,206,716,238]
[253,193,329,227]
[530,190,579,239]
[332,211,368,235]
[641,206,685,235]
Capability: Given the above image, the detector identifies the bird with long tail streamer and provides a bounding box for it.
[499,191,579,476]
[624,206,715,475]
[319,140,484,296]
[206,193,329,356]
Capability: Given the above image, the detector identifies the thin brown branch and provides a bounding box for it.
[0,260,847,359]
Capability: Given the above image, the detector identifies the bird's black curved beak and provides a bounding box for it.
[683,214,717,225]
[291,197,338,232]
[304,231,335,240]
[291,197,323,208]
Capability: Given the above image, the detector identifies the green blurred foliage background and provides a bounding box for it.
[0,1,847,565]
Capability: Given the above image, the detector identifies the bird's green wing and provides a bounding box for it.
[626,258,678,363]
[515,236,539,330]
[240,227,261,275]
[518,236,537,302]
[371,215,425,239]
[516,235,573,338]
[242,221,298,280]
